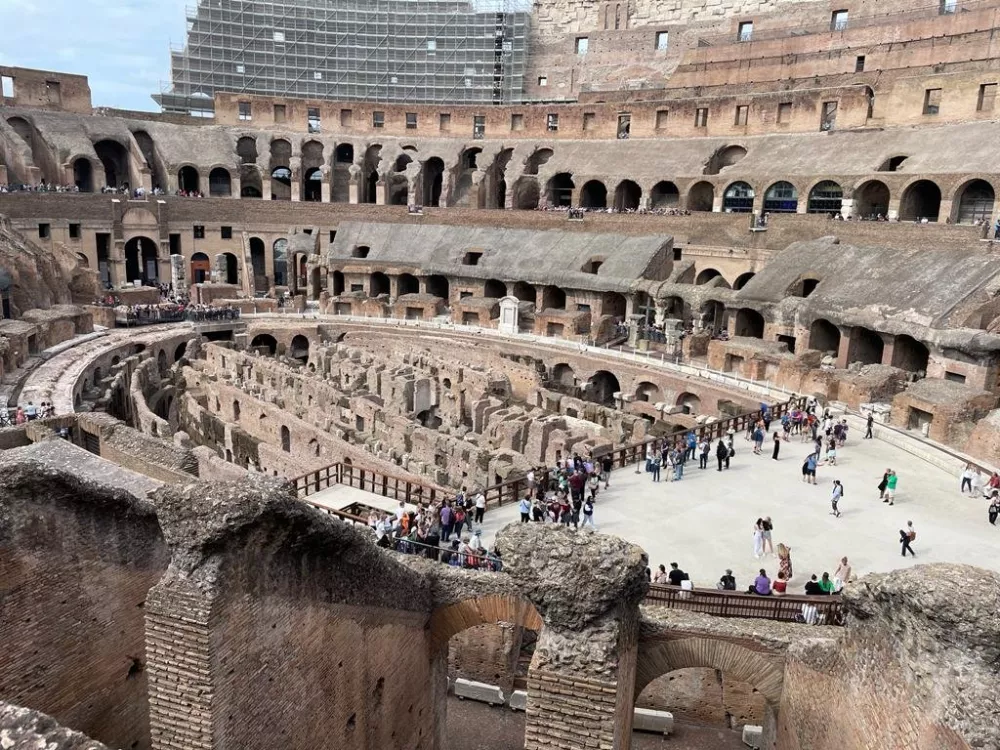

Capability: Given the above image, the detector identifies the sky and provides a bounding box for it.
[0,0,189,111]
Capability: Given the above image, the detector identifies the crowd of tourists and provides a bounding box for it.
[0,400,56,427]
[114,302,241,325]
[539,204,694,217]
[0,181,80,193]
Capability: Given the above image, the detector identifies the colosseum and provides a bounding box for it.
[2,0,1000,748]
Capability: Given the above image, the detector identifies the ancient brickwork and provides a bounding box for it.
[0,702,111,750]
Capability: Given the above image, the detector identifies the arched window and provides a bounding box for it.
[763,181,797,213]
[807,181,843,214]
[723,182,754,213]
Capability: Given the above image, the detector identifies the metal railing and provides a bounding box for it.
[645,584,845,625]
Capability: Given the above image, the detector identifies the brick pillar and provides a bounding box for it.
[835,327,854,369]
[881,333,896,366]
[938,198,954,224]
[110,239,125,287]
[320,166,331,203]
[375,177,387,205]
[231,175,241,198]
[712,190,724,213]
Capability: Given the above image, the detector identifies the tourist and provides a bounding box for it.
[581,496,595,529]
[878,468,890,500]
[749,568,771,595]
[24,401,38,421]
[699,437,710,469]
[650,452,661,482]
[826,437,837,466]
[752,422,764,455]
[752,518,765,558]
[988,493,999,525]
[804,574,825,595]
[961,463,975,495]
[686,431,697,461]
[802,451,818,485]
[830,479,843,517]
[653,564,670,584]
[518,495,530,523]
[833,556,852,591]
[474,491,486,524]
[439,503,454,540]
[717,569,737,590]
[773,571,788,595]
[864,413,874,439]
[818,572,835,594]
[667,562,688,586]
[772,432,781,460]
[884,470,898,505]
[777,543,793,580]
[716,438,729,471]
[900,521,916,557]
[453,504,466,539]
[601,454,613,489]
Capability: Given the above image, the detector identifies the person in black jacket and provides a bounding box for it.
[715,439,729,472]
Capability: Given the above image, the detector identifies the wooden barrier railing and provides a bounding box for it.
[644,584,845,625]
[294,463,440,505]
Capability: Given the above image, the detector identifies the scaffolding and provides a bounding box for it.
[155,0,531,113]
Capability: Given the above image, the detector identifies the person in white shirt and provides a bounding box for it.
[960,464,975,495]
[474,492,486,524]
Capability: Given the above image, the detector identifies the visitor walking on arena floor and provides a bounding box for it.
[699,437,710,469]
[772,432,781,460]
[581,497,596,529]
[878,468,890,500]
[834,556,851,591]
[802,451,818,484]
[777,543,793,580]
[830,479,843,517]
[864,413,874,439]
[900,521,916,556]
[519,495,531,523]
[988,493,1000,525]
[762,516,774,555]
[753,518,765,558]
[884,470,898,505]
[961,463,975,495]
[716,438,729,471]
[474,491,486,524]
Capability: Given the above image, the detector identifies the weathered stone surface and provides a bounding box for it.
[0,702,111,750]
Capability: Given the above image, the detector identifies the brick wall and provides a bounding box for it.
[636,667,766,728]
[448,623,525,696]
[0,475,169,749]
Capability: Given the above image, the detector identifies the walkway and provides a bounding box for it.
[470,431,999,591]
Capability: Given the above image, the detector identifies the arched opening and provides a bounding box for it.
[676,392,701,414]
[208,167,232,197]
[955,179,995,225]
[662,296,686,320]
[649,181,680,209]
[551,363,576,388]
[734,308,764,338]
[239,166,262,198]
[763,181,798,213]
[310,267,323,299]
[237,136,258,164]
[585,370,621,406]
[360,145,382,204]
[524,147,553,175]
[511,281,536,304]
[546,172,574,207]
[301,140,324,202]
[174,342,187,362]
[190,251,210,284]
[177,166,200,194]
[369,272,390,297]
[788,277,820,298]
[335,143,354,164]
[723,182,754,213]
[540,285,566,310]
[332,270,345,297]
[483,279,506,299]
[250,333,277,355]
[272,239,288,286]
[809,319,840,353]
[614,179,642,211]
[603,292,627,319]
[899,180,941,222]
[270,167,292,201]
[704,145,747,175]
[157,349,168,374]
[877,155,908,172]
[76,252,89,268]
[891,334,929,373]
[580,180,608,209]
[289,335,310,363]
[302,167,323,201]
[124,236,159,285]
[513,176,541,209]
[854,180,890,219]
[280,425,291,452]
[132,130,165,190]
[249,237,267,291]
[93,139,130,188]
[733,272,755,290]
[73,158,93,192]
[696,268,726,287]
[850,327,884,365]
[220,252,238,285]
[398,273,419,296]
[635,381,662,403]
[807,180,843,214]
[426,275,449,301]
[422,157,445,207]
[687,181,715,212]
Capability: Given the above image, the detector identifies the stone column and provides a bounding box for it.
[231,174,241,199]
[712,190,724,213]
[348,165,361,204]
[320,166,331,203]
[880,333,896,367]
[110,239,125,287]
[938,198,954,224]
[835,327,854,369]
[495,524,648,750]
[170,254,187,298]
[375,176,387,205]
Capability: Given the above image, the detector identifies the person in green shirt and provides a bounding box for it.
[818,572,835,594]
[883,470,898,505]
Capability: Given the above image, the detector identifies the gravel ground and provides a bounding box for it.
[445,696,746,750]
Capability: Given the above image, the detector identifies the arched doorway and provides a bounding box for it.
[688,181,715,212]
[237,136,258,164]
[850,327,884,365]
[551,363,576,389]
[190,252,211,284]
[208,167,232,197]
[734,308,764,338]
[580,180,608,209]
[763,181,798,213]
[332,270,345,297]
[302,168,323,202]
[540,285,566,310]
[220,252,239,285]
[483,279,506,298]
[614,180,641,211]
[891,334,929,373]
[807,181,843,214]
[635,381,662,403]
[426,275,449,300]
[696,268,726,286]
[93,140,130,188]
[272,239,288,286]
[676,392,701,414]
[546,173,574,207]
[240,166,263,198]
[854,180,890,218]
[723,182,754,213]
[398,273,419,296]
[585,370,621,406]
[73,158,93,192]
[423,157,445,206]
[733,272,755,290]
[369,272,390,297]
[270,167,292,201]
[511,281,536,304]
[809,319,840,353]
[955,180,995,224]
[289,335,310,363]
[280,425,291,452]
[650,181,680,209]
[249,237,267,291]
[124,236,159,284]
[512,176,541,209]
[250,333,277,355]
[899,180,941,222]
[178,166,200,194]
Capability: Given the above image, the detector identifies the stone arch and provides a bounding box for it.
[513,176,541,209]
[370,272,390,297]
[788,277,820,298]
[650,181,680,209]
[72,157,94,192]
[891,334,929,373]
[426,274,449,300]
[249,237,266,291]
[734,308,764,338]
[289,335,310,362]
[807,180,843,215]
[207,167,232,197]
[237,136,258,164]
[585,370,621,406]
[809,319,840,353]
[423,156,445,207]
[635,381,662,403]
[272,238,288,286]
[511,281,536,303]
[251,333,277,355]
[280,425,291,452]
[704,145,748,175]
[123,236,158,284]
[614,179,642,211]
[428,595,543,654]
[580,180,608,209]
[76,252,89,267]
[219,252,239,285]
[174,342,187,362]
[635,637,784,705]
[851,326,884,365]
[953,179,995,224]
[398,273,419,296]
[676,391,701,414]
[240,166,262,198]
[545,172,574,207]
[552,363,575,387]
[360,144,382,204]
[762,181,798,213]
[270,166,292,201]
[733,272,755,290]
[687,181,715,212]
[7,116,59,184]
[131,131,166,190]
[540,285,566,310]
[177,165,200,194]
[93,139,131,188]
[854,179,890,218]
[484,279,507,299]
[696,268,727,287]
[190,252,210,284]
[302,167,323,202]
[723,181,755,213]
[899,179,941,222]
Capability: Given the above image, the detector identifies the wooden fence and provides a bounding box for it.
[644,583,845,625]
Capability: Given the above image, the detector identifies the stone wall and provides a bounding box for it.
[0,702,111,750]
[636,667,766,728]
